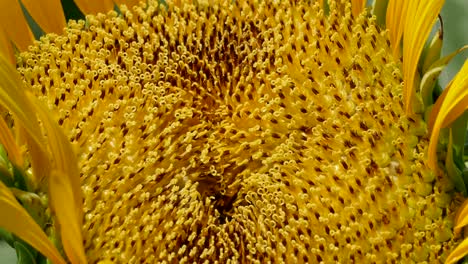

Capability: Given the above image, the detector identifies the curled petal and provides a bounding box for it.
[21,0,66,35]
[428,60,468,170]
[439,95,468,128]
[455,199,468,234]
[402,0,445,114]
[445,237,468,264]
[0,181,66,264]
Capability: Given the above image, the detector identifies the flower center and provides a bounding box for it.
[16,0,460,262]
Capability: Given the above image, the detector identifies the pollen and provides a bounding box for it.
[16,0,461,263]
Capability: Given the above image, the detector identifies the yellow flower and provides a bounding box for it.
[0,0,467,263]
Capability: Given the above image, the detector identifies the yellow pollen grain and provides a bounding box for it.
[15,0,462,263]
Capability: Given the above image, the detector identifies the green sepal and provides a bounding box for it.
[432,81,444,102]
[424,104,434,124]
[14,240,37,264]
[36,254,50,264]
[459,256,468,264]
[0,143,8,159]
[462,255,468,264]
[450,112,468,192]
[464,169,468,189]
[18,0,44,40]
[370,0,388,27]
[60,0,85,21]
[113,2,122,15]
[0,144,14,187]
[412,72,424,114]
[0,144,30,191]
[12,165,28,191]
[419,45,468,110]
[0,227,15,247]
[451,112,468,166]
[323,0,330,16]
[420,66,439,109]
[0,166,14,188]
[446,128,467,196]
[156,0,168,11]
[0,232,48,264]
[420,28,443,74]
[10,189,48,229]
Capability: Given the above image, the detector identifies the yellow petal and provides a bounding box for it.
[26,135,50,187]
[402,0,445,115]
[445,237,468,264]
[25,91,83,224]
[0,0,34,51]
[0,54,85,263]
[455,199,468,233]
[25,91,86,263]
[351,0,366,17]
[0,55,48,185]
[0,181,66,264]
[98,261,114,264]
[113,0,142,8]
[0,116,22,167]
[386,0,409,58]
[21,0,66,35]
[0,55,44,151]
[74,0,114,15]
[49,170,87,264]
[0,29,15,65]
[428,59,468,170]
[440,95,468,128]
[428,116,443,170]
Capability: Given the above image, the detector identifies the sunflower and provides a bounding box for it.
[0,0,467,263]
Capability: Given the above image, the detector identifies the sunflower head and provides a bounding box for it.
[0,0,468,263]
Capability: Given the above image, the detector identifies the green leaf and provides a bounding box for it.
[14,241,37,264]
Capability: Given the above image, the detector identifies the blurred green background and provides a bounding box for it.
[0,0,467,263]
[439,0,468,87]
